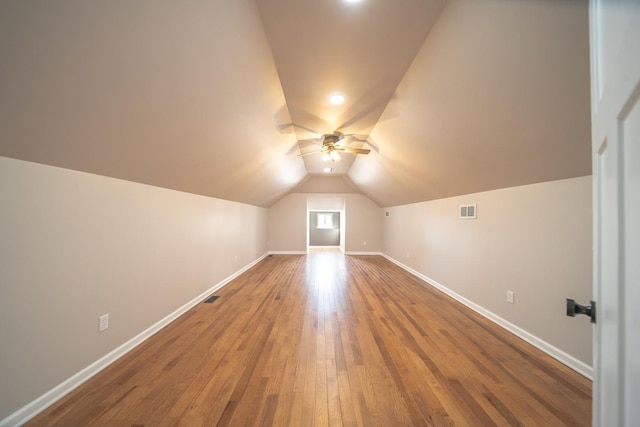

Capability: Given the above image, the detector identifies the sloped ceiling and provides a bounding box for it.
[0,0,591,208]
[349,0,592,206]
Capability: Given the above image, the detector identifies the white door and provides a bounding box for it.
[590,1,640,425]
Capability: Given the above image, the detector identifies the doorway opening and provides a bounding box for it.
[308,211,343,253]
[306,196,345,254]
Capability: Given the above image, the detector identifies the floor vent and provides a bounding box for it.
[268,254,273,257]
[204,295,220,304]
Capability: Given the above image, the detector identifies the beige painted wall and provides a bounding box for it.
[268,193,382,253]
[0,157,268,420]
[382,176,593,365]
[0,162,591,420]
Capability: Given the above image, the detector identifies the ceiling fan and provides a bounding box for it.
[298,132,371,162]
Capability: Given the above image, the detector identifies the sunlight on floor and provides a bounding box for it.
[304,250,347,317]
[307,247,342,253]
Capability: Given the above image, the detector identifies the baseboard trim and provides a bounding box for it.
[381,254,593,380]
[0,253,269,427]
[344,251,383,256]
[268,251,307,255]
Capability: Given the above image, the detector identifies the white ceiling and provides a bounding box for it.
[0,0,591,208]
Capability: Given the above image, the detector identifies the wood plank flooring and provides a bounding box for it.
[26,253,592,426]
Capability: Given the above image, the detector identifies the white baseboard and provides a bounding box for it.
[0,253,269,427]
[381,254,593,380]
[268,251,383,256]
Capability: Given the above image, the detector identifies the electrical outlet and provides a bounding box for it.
[507,291,515,304]
[406,251,410,258]
[234,255,238,262]
[99,314,109,332]
[363,241,367,246]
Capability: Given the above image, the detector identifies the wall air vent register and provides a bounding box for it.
[459,204,477,219]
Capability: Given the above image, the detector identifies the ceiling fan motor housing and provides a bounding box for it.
[322,133,342,147]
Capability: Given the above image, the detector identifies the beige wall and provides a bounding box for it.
[382,176,593,366]
[268,193,382,253]
[0,162,592,421]
[0,157,268,420]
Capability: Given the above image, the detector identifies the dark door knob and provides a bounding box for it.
[566,299,596,323]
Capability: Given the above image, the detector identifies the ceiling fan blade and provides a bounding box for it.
[298,150,324,157]
[286,142,301,156]
[297,137,323,146]
[278,123,323,135]
[339,134,380,153]
[339,147,371,155]
[347,134,371,143]
[361,135,380,153]
[336,134,365,146]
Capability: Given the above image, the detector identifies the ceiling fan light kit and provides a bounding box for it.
[321,148,341,162]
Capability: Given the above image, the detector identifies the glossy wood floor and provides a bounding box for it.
[27,254,591,426]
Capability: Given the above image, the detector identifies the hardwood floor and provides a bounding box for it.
[26,254,591,426]
[308,247,342,253]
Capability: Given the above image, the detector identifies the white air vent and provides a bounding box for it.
[459,204,477,219]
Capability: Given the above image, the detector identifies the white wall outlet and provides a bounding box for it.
[507,290,515,304]
[363,241,367,246]
[99,314,109,332]
[234,255,238,262]
[406,251,410,258]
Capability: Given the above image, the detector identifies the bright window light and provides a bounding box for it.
[317,213,334,229]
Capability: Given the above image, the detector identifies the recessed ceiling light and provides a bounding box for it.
[329,93,345,105]
[324,167,332,173]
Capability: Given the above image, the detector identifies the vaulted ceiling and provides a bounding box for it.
[0,0,591,208]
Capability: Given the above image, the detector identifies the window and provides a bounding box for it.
[317,213,334,229]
